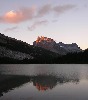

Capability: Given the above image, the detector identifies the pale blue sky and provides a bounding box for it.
[0,0,88,50]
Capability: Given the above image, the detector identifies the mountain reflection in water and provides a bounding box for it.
[0,72,80,97]
[32,74,79,91]
[1,65,88,100]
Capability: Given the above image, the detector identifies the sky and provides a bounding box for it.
[0,0,88,50]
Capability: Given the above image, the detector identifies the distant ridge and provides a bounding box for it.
[33,36,82,55]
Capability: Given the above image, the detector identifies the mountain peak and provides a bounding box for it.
[33,36,82,55]
[33,36,56,51]
[35,36,54,43]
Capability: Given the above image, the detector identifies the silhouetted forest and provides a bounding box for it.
[54,49,88,64]
[0,49,88,64]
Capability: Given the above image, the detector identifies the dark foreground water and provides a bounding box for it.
[0,64,88,100]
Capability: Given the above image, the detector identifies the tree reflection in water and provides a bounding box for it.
[0,75,30,97]
[0,73,80,97]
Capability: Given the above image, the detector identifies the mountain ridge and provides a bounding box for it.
[1,33,88,64]
[33,36,82,55]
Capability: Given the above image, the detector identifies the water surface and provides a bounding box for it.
[0,64,88,100]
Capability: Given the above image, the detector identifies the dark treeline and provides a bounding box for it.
[54,49,88,64]
[0,49,88,64]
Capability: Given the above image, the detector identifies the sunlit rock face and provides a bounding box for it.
[33,36,82,55]
[34,36,55,47]
[34,83,53,91]
[33,36,56,51]
[32,75,57,91]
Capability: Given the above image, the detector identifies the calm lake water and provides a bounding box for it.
[0,64,88,100]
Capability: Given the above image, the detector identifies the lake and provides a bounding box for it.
[0,64,88,100]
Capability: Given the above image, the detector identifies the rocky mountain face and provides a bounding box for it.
[33,36,82,55]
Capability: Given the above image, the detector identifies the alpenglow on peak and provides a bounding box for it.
[33,36,82,55]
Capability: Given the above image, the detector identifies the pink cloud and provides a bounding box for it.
[0,7,36,24]
[0,4,76,24]
[28,20,48,31]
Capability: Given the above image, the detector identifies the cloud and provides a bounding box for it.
[0,6,36,24]
[0,4,76,24]
[4,26,18,32]
[37,4,75,17]
[27,4,75,31]
[37,4,52,17]
[53,4,76,14]
[28,20,48,31]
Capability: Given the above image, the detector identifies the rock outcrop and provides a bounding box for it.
[33,36,82,55]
